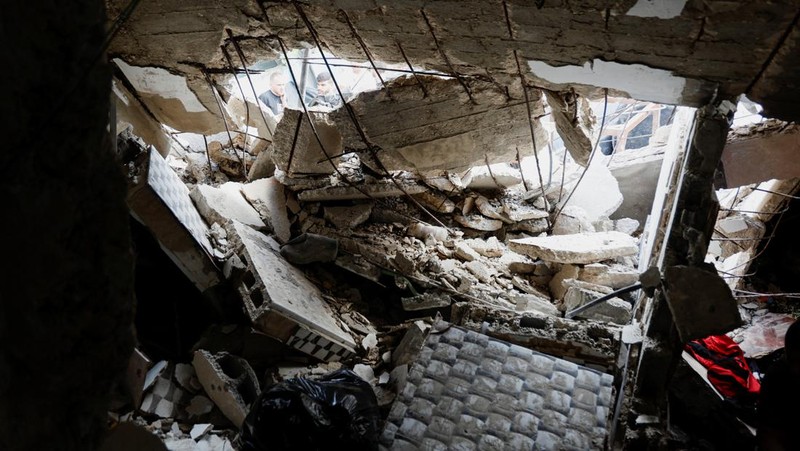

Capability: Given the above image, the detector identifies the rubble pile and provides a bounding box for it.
[113,112,644,446]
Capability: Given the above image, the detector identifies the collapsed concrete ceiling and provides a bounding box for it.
[108,0,800,134]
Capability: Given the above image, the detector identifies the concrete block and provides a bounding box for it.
[323,203,373,229]
[190,183,266,231]
[475,195,512,223]
[503,199,549,222]
[552,206,595,235]
[510,231,639,264]
[465,260,495,283]
[549,265,580,300]
[407,223,449,242]
[240,177,292,243]
[544,90,594,167]
[127,148,221,292]
[192,350,260,428]
[464,164,522,189]
[664,265,742,342]
[227,221,357,361]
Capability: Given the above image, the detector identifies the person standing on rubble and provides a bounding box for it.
[757,319,800,450]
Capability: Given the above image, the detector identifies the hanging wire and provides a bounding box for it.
[551,89,609,224]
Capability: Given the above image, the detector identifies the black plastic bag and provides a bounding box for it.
[241,369,380,451]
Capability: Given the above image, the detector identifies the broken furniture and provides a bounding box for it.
[380,322,614,450]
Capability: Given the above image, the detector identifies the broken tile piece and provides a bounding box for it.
[324,203,373,229]
[453,214,503,231]
[509,231,639,264]
[228,221,356,360]
[190,183,266,230]
[240,177,293,243]
[190,424,212,441]
[192,350,260,428]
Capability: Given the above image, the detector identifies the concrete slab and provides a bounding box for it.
[564,286,632,324]
[552,206,596,235]
[127,147,221,292]
[453,214,503,231]
[240,177,293,243]
[510,231,639,264]
[190,183,266,230]
[228,221,357,361]
[379,322,614,450]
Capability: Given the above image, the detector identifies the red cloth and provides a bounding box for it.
[685,335,760,401]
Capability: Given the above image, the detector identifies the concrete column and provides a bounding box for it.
[0,2,135,450]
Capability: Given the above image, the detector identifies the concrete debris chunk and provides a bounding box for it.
[564,286,632,324]
[463,164,522,189]
[508,218,549,234]
[280,233,338,265]
[240,177,293,243]
[323,203,373,229]
[407,222,449,242]
[454,241,481,262]
[192,350,260,428]
[270,109,343,175]
[552,205,595,235]
[593,217,614,232]
[494,250,536,274]
[465,236,504,258]
[509,231,639,264]
[401,292,452,311]
[227,221,356,361]
[514,293,559,316]
[579,263,639,289]
[560,164,623,221]
[392,321,430,366]
[412,191,456,214]
[614,218,640,235]
[297,179,426,202]
[465,259,495,283]
[353,364,376,384]
[420,170,465,192]
[544,90,595,167]
[453,213,503,231]
[475,195,512,223]
[549,265,580,300]
[190,183,266,231]
[362,333,378,351]
[503,198,549,222]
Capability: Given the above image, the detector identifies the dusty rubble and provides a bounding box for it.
[113,98,646,447]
